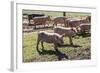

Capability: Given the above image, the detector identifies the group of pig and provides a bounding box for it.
[36,16,91,51]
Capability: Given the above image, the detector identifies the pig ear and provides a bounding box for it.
[71,28,77,33]
[76,26,80,32]
[61,34,65,38]
[71,28,74,31]
[71,27,76,31]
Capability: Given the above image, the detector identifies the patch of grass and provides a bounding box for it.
[23,10,90,18]
[23,32,91,62]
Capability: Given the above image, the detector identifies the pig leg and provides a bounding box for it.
[41,41,44,50]
[69,36,73,45]
[54,43,58,51]
[36,39,41,55]
[36,38,40,51]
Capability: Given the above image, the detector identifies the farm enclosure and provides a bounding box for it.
[22,10,91,62]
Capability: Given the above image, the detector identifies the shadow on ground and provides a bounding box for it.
[77,33,91,38]
[37,48,69,61]
[58,44,82,48]
[37,44,82,61]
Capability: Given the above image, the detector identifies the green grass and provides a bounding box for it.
[23,32,91,62]
[23,10,90,18]
[22,11,91,62]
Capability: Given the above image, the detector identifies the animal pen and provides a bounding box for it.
[22,10,91,62]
